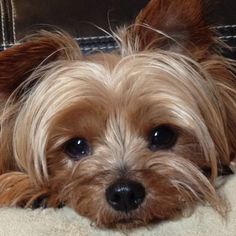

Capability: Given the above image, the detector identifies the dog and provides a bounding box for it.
[0,0,235,229]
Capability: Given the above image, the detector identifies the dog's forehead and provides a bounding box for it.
[85,53,121,70]
[85,53,196,105]
[84,52,178,89]
[48,52,201,120]
[42,51,203,133]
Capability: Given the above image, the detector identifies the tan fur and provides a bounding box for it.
[0,0,235,229]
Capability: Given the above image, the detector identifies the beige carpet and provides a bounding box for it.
[0,175,235,236]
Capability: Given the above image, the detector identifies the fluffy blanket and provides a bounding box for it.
[0,175,235,236]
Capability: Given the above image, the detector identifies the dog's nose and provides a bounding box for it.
[106,180,145,213]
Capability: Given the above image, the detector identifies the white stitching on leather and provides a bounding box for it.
[75,35,112,41]
[1,26,236,50]
[11,0,16,43]
[82,45,119,51]
[215,25,236,29]
[219,35,236,39]
[0,0,6,49]
[76,30,236,42]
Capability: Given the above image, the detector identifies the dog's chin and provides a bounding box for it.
[84,205,180,229]
[112,220,148,230]
[107,218,142,230]
[99,217,149,230]
[96,214,167,229]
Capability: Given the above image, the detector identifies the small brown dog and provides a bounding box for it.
[0,0,235,229]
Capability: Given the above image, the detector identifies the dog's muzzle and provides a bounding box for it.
[106,180,146,213]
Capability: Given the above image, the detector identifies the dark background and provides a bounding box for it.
[15,0,236,38]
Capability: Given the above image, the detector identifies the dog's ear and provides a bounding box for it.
[0,31,81,97]
[122,0,215,60]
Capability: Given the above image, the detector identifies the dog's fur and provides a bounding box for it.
[0,0,235,229]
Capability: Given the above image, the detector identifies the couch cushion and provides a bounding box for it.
[0,0,236,56]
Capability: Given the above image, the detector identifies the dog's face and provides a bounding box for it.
[0,0,236,229]
[40,53,226,227]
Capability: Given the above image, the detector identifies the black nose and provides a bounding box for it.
[106,180,145,213]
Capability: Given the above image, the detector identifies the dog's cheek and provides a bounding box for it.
[70,182,107,221]
[63,170,112,223]
[47,155,110,219]
[136,169,189,220]
[133,153,212,219]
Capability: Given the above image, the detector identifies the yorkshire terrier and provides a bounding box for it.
[0,0,235,229]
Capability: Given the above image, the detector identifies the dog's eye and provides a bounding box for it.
[148,125,177,151]
[64,138,91,160]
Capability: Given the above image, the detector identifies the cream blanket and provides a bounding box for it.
[0,175,235,236]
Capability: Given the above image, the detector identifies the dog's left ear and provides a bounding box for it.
[0,31,81,97]
[122,0,215,60]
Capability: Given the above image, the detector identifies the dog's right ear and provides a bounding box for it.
[120,0,215,60]
[0,31,81,97]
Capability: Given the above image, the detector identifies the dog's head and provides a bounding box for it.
[0,0,235,229]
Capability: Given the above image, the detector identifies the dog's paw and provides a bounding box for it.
[31,195,65,209]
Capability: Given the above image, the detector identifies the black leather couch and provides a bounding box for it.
[0,0,236,57]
